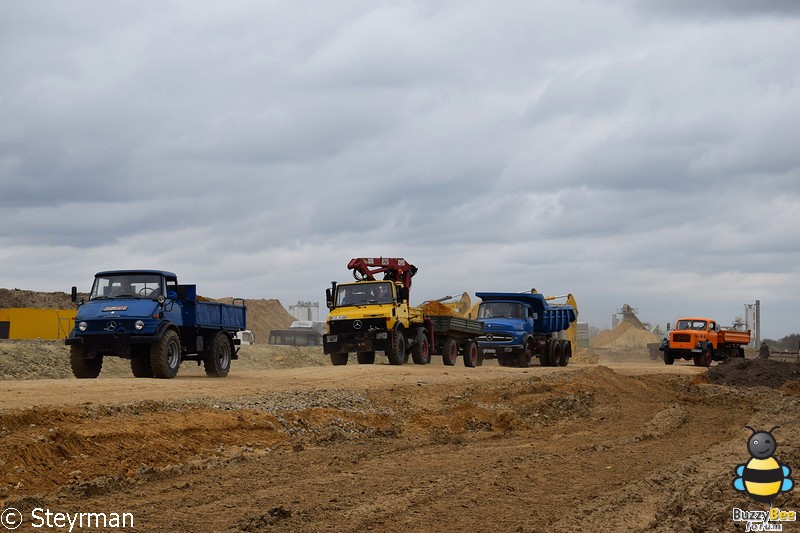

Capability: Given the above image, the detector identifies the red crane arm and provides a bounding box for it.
[347,257,418,289]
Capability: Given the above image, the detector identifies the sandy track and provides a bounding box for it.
[2,353,799,533]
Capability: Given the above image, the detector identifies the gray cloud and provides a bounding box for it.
[1,1,798,337]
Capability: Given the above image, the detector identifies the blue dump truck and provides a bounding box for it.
[65,270,246,379]
[475,291,577,367]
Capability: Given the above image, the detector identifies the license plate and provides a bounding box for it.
[483,348,496,354]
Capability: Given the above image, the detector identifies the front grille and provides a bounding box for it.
[329,318,387,335]
[477,333,514,342]
[672,333,691,343]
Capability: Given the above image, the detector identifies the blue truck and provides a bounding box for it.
[475,291,577,367]
[65,270,246,379]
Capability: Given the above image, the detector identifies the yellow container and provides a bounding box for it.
[0,308,77,339]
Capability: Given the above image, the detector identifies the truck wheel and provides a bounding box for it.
[441,337,458,366]
[559,341,571,367]
[518,341,533,367]
[548,341,560,367]
[70,345,103,379]
[330,353,349,365]
[357,351,375,364]
[463,340,480,368]
[497,355,513,367]
[130,356,153,378]
[539,342,551,366]
[411,329,430,365]
[386,331,406,366]
[701,347,713,367]
[204,332,232,377]
[150,329,182,379]
[663,350,674,365]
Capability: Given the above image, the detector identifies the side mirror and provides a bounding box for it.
[326,288,333,309]
[70,286,77,302]
[399,287,409,301]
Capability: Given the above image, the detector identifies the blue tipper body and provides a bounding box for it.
[475,292,576,333]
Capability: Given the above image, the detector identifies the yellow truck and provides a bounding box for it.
[322,258,483,367]
[661,317,750,367]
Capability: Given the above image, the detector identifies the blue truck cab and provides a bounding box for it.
[475,292,577,368]
[65,270,246,379]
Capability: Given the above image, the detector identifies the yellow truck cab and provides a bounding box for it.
[662,317,750,367]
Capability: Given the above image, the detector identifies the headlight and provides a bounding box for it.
[78,322,88,332]
[135,320,145,330]
[376,332,388,340]
[327,335,338,343]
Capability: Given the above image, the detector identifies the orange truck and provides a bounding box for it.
[661,317,750,367]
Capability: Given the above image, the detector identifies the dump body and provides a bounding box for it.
[475,291,577,368]
[661,317,749,367]
[65,270,246,379]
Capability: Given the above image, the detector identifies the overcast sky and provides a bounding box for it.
[1,1,799,338]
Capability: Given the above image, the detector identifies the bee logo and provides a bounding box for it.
[733,426,794,504]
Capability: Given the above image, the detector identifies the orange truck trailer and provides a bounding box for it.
[660,317,750,367]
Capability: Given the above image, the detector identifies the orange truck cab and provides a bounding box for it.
[661,317,750,367]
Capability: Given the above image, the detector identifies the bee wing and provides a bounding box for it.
[733,478,745,491]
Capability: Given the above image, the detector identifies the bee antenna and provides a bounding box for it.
[769,426,781,434]
[745,425,756,434]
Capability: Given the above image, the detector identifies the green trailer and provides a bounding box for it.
[428,315,484,368]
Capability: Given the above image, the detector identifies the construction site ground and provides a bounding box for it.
[3,342,800,532]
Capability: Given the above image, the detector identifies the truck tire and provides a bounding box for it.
[330,353,349,365]
[548,341,560,367]
[699,346,713,367]
[386,331,406,366]
[539,342,551,366]
[441,337,458,366]
[497,355,514,367]
[559,340,571,367]
[204,332,232,377]
[411,329,430,365]
[663,350,674,365]
[130,356,153,378]
[357,351,375,364]
[150,329,182,379]
[518,340,533,367]
[463,340,480,368]
[70,345,103,379]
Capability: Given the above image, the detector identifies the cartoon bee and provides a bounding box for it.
[733,426,794,504]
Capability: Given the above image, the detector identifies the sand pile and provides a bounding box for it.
[590,321,659,350]
[216,298,295,341]
[420,301,460,317]
[0,289,76,309]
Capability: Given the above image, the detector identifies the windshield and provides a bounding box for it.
[676,320,707,331]
[336,282,393,306]
[90,274,163,300]
[478,302,527,320]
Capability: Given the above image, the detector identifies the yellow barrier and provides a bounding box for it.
[0,308,77,339]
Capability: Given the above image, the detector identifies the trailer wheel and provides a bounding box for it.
[150,329,182,379]
[539,343,551,366]
[130,356,153,378]
[204,332,232,377]
[463,340,480,368]
[441,337,458,366]
[559,340,571,367]
[411,329,430,365]
[663,350,674,365]
[330,353,349,365]
[357,351,375,364]
[70,345,103,379]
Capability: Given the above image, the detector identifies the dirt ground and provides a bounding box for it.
[2,343,800,532]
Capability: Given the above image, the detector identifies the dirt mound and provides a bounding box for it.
[590,321,659,350]
[217,297,294,341]
[707,357,800,388]
[0,288,75,309]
